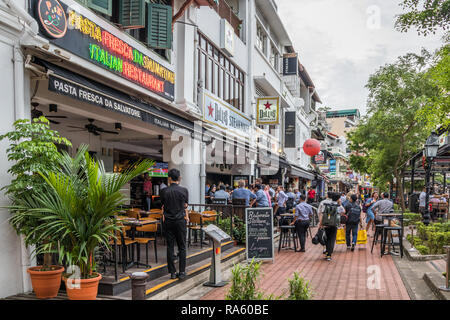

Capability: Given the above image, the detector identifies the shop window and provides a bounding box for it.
[197,32,245,111]
[270,43,280,72]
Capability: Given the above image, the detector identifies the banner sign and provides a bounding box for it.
[283,53,298,76]
[284,111,296,148]
[245,208,274,262]
[48,75,190,134]
[33,0,175,101]
[203,90,251,138]
[256,97,280,125]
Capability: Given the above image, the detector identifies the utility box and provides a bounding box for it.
[202,224,231,287]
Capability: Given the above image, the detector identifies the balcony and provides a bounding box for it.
[214,0,243,37]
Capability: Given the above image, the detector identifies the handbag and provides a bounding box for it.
[356,229,367,244]
[312,228,327,245]
[336,228,346,244]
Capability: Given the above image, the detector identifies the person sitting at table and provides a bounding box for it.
[254,184,269,207]
[206,184,216,204]
[231,180,256,206]
[371,192,394,226]
[290,195,313,252]
[214,184,230,203]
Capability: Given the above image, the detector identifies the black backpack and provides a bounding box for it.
[347,203,361,224]
[322,202,341,227]
[286,197,295,210]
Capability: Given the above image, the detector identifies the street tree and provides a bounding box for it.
[395,0,450,35]
[348,51,441,211]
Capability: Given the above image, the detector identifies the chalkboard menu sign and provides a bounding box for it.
[245,208,274,262]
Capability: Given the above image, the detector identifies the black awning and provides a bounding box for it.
[36,58,194,134]
[289,165,315,180]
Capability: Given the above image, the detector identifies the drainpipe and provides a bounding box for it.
[13,44,25,121]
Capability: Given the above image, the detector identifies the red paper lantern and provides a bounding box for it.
[303,139,321,157]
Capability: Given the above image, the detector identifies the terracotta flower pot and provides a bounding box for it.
[27,266,64,299]
[63,273,102,300]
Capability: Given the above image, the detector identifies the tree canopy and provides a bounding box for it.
[395,0,450,35]
[348,51,441,209]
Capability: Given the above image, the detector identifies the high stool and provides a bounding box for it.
[278,225,297,252]
[371,224,388,253]
[381,226,403,258]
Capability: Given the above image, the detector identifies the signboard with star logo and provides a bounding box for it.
[256,97,280,125]
[203,90,251,138]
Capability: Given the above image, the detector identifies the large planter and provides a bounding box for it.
[27,266,64,299]
[63,273,102,300]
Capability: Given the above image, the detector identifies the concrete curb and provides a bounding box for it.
[423,272,450,300]
[403,238,446,261]
[148,250,246,300]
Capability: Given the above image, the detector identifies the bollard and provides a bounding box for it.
[131,272,149,300]
[440,246,450,292]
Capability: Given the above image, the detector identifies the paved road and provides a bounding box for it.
[201,227,410,300]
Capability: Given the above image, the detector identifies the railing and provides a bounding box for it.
[187,203,249,240]
[216,0,242,37]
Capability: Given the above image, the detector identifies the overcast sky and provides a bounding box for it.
[277,0,445,115]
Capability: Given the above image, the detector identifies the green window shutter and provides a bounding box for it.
[88,0,113,16]
[119,0,146,29]
[147,3,172,50]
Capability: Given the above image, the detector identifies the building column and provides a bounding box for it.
[163,134,203,204]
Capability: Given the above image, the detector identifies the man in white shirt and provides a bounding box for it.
[419,187,427,216]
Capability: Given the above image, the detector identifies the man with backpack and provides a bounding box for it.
[318,192,345,261]
[344,194,364,251]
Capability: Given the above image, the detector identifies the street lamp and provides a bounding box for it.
[423,132,440,226]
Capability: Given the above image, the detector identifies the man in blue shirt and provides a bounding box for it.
[276,186,288,215]
[290,195,313,252]
[214,184,230,203]
[254,184,269,207]
[294,189,302,204]
[232,180,256,206]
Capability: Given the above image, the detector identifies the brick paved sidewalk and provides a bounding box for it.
[201,228,410,300]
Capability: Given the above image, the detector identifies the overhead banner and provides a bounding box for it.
[284,111,296,148]
[32,0,175,101]
[283,53,298,76]
[256,97,280,125]
[203,90,251,138]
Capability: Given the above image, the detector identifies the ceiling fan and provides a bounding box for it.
[68,119,119,136]
[31,102,67,124]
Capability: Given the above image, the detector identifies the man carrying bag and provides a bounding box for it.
[344,194,364,251]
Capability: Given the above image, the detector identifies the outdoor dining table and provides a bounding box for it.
[116,217,159,270]
[377,213,403,256]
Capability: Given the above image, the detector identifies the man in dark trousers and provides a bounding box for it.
[160,169,189,280]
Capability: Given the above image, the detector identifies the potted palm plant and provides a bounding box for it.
[1,117,71,299]
[11,144,154,300]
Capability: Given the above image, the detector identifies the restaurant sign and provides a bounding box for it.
[203,90,251,138]
[33,0,175,101]
[256,97,280,125]
[313,150,327,164]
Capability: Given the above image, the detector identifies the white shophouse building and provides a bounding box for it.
[0,0,323,297]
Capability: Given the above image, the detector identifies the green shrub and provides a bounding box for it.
[403,213,422,226]
[287,272,313,300]
[416,245,430,255]
[413,237,423,247]
[216,217,246,244]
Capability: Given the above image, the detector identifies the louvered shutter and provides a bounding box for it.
[147,4,172,49]
[88,0,113,16]
[119,0,146,29]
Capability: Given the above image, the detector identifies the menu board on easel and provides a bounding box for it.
[245,208,274,262]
